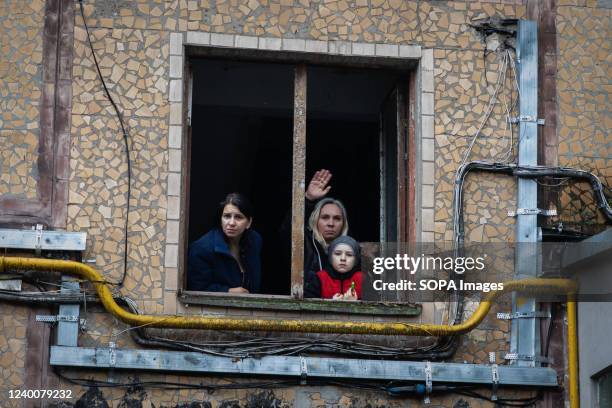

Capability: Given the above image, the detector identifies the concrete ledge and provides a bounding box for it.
[329,40,351,55]
[352,42,375,56]
[167,173,181,196]
[235,35,258,49]
[167,196,180,220]
[422,92,434,115]
[168,149,182,173]
[164,244,178,267]
[282,38,306,52]
[305,39,328,53]
[400,44,421,58]
[168,79,182,102]
[210,33,234,47]
[169,32,183,55]
[375,43,399,57]
[185,31,210,45]
[169,55,183,79]
[169,125,182,148]
[258,37,282,50]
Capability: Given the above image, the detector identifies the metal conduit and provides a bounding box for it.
[567,297,579,408]
[1,256,576,336]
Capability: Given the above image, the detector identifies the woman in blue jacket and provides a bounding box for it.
[187,193,262,293]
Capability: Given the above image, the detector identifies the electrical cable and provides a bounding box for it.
[444,47,521,359]
[0,287,450,359]
[0,277,564,398]
[543,305,556,362]
[4,164,606,362]
[120,298,456,360]
[77,0,131,287]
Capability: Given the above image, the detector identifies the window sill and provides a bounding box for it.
[179,291,421,317]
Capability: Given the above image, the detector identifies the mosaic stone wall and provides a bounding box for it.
[69,22,170,312]
[69,0,528,309]
[433,48,520,243]
[63,1,528,406]
[0,0,45,199]
[3,0,605,406]
[556,2,611,232]
[0,304,28,408]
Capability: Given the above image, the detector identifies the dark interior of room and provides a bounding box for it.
[189,58,403,295]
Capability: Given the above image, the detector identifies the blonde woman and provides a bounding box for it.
[281,169,349,286]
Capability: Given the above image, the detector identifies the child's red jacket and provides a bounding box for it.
[305,267,364,299]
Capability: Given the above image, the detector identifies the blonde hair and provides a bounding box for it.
[308,198,349,251]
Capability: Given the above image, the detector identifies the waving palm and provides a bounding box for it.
[306,169,332,201]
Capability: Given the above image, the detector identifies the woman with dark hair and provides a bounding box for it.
[187,193,262,293]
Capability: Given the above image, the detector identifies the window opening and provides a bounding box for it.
[305,66,405,243]
[596,366,612,408]
[306,65,408,302]
[188,58,294,295]
[185,56,412,303]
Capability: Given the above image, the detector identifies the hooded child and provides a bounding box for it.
[304,236,363,300]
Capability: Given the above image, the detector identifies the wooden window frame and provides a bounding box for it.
[178,45,420,314]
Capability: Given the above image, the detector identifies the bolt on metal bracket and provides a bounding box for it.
[497,311,551,320]
[508,208,557,217]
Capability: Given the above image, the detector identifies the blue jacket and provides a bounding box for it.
[187,228,262,293]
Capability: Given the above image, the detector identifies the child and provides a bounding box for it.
[304,236,363,300]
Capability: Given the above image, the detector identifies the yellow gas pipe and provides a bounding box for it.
[567,296,579,408]
[0,256,579,405]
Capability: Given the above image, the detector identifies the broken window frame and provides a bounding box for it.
[178,47,419,313]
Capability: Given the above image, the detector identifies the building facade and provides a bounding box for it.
[0,0,610,406]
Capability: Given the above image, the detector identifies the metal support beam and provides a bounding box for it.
[55,277,80,347]
[0,228,86,251]
[49,345,559,387]
[512,20,540,367]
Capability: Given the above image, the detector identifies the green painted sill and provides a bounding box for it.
[179,291,421,317]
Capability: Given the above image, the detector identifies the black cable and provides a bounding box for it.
[53,366,295,391]
[543,305,556,361]
[455,162,612,244]
[3,290,549,399]
[77,0,131,287]
[0,289,452,359]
